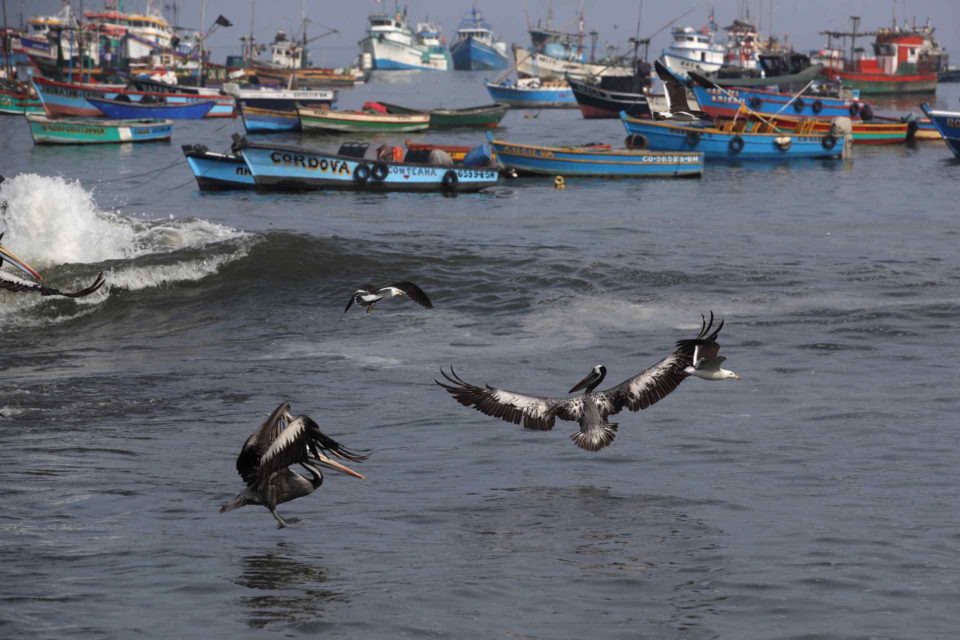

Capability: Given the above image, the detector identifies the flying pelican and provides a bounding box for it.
[436,312,738,452]
[0,233,105,297]
[220,401,370,528]
[344,282,433,313]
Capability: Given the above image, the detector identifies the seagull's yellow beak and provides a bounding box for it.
[0,242,43,281]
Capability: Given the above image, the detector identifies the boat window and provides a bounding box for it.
[700,52,705,61]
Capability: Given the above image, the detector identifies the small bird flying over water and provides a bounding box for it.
[0,233,105,298]
[436,312,737,452]
[220,401,370,528]
[345,281,433,313]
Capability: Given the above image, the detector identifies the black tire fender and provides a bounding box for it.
[354,162,371,183]
[441,170,459,191]
[371,162,389,181]
[728,135,745,154]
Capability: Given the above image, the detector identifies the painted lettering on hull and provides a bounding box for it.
[269,151,352,176]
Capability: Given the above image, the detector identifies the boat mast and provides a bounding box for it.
[1,0,9,78]
[199,0,206,84]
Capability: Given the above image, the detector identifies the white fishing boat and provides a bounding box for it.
[359,3,450,71]
[660,25,724,77]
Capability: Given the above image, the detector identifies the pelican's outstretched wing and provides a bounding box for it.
[236,401,291,487]
[378,281,433,308]
[436,367,583,431]
[255,415,369,489]
[0,271,105,298]
[595,312,725,417]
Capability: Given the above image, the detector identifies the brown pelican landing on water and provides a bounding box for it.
[436,312,739,452]
[345,282,433,313]
[220,402,370,528]
[0,233,105,298]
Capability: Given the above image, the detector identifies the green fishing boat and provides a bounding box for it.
[376,102,509,128]
[297,107,429,133]
[26,114,174,145]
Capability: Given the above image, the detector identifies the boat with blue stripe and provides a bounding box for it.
[181,145,256,190]
[620,112,845,161]
[88,97,217,120]
[27,114,173,145]
[450,7,510,70]
[239,104,301,132]
[692,83,868,121]
[484,79,575,108]
[238,140,499,192]
[488,134,702,178]
[920,103,960,158]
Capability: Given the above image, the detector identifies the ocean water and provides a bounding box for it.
[1,72,959,639]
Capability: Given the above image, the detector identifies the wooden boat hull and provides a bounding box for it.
[693,85,864,120]
[377,102,508,128]
[297,108,430,133]
[239,105,301,133]
[484,82,576,108]
[920,104,960,158]
[823,69,937,94]
[0,92,43,115]
[181,145,256,190]
[621,113,845,160]
[26,114,173,144]
[568,79,651,119]
[88,97,216,120]
[721,114,910,145]
[32,77,235,118]
[489,136,703,177]
[239,142,499,192]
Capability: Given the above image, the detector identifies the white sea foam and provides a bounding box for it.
[0,174,245,267]
[0,174,250,324]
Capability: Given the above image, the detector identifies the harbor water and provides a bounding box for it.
[1,72,959,639]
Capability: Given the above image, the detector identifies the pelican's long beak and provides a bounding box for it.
[569,369,600,394]
[315,452,365,480]
[0,242,43,281]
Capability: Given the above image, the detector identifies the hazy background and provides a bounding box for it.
[9,0,960,67]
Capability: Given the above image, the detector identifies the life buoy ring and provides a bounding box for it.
[748,96,762,110]
[685,130,701,147]
[354,162,370,184]
[821,134,837,150]
[371,162,389,181]
[624,134,647,149]
[792,97,805,113]
[728,135,744,155]
[849,102,861,117]
[812,99,823,114]
[441,170,459,191]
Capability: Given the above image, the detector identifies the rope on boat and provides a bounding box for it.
[98,158,187,189]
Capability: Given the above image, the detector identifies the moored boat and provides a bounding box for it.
[87,96,217,120]
[450,6,510,71]
[373,102,508,128]
[297,107,430,133]
[181,145,256,190]
[0,80,43,115]
[716,112,910,145]
[919,104,960,158]
[359,4,451,71]
[239,104,301,133]
[691,81,868,121]
[31,76,235,118]
[621,112,845,160]
[237,139,499,192]
[484,79,575,108]
[26,114,173,144]
[488,135,703,178]
[568,78,651,119]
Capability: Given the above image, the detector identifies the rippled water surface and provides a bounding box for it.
[1,73,959,639]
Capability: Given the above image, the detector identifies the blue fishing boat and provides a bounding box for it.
[620,112,845,161]
[920,103,960,158]
[87,97,217,120]
[181,145,256,190]
[26,114,173,145]
[488,134,702,178]
[237,140,499,192]
[692,83,868,121]
[450,7,510,71]
[484,79,575,108]
[239,104,301,133]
